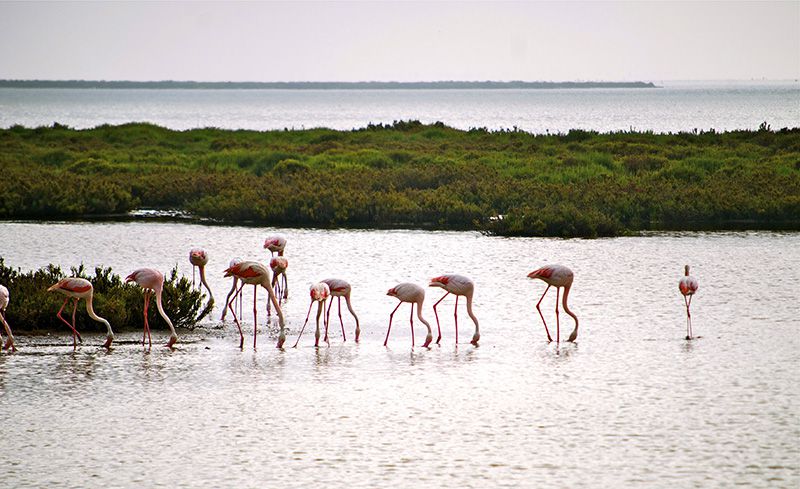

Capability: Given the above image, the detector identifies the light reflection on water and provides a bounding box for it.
[0,222,798,488]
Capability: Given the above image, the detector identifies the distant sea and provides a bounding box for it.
[0,80,797,133]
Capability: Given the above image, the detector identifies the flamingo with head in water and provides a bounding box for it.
[126,268,178,348]
[47,277,115,349]
[429,274,480,346]
[223,260,286,348]
[321,278,360,343]
[0,284,16,351]
[679,265,699,340]
[293,282,330,348]
[527,264,579,343]
[384,283,432,348]
[263,235,286,257]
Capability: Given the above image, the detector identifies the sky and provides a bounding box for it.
[0,1,798,82]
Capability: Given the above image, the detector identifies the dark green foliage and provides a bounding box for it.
[0,123,798,237]
[0,258,204,333]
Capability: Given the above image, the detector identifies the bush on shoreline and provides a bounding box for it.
[1,122,798,237]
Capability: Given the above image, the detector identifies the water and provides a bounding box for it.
[0,222,798,488]
[1,81,798,133]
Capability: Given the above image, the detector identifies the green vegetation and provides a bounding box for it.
[0,258,207,333]
[1,121,798,237]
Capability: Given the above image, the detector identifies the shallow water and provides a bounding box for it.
[0,222,798,488]
[1,81,798,133]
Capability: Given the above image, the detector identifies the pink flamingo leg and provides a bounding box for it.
[555,287,561,344]
[55,298,83,346]
[227,283,245,348]
[338,297,346,341]
[384,302,402,346]
[409,304,415,348]
[454,295,459,344]
[252,285,258,349]
[325,299,333,341]
[294,300,316,348]
[70,298,79,348]
[535,285,554,342]
[144,291,153,347]
[432,292,449,344]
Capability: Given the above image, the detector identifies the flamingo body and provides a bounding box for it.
[385,282,432,348]
[223,260,286,348]
[47,277,114,348]
[263,235,287,256]
[527,264,579,343]
[0,284,15,351]
[679,265,699,339]
[429,274,480,346]
[293,282,330,348]
[321,278,361,342]
[125,268,177,348]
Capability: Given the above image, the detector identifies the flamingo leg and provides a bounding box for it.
[294,300,315,348]
[409,303,415,348]
[535,285,554,342]
[0,311,15,352]
[325,299,334,340]
[70,298,80,348]
[282,274,288,299]
[432,292,449,344]
[144,291,152,347]
[56,298,82,346]
[221,278,236,320]
[253,285,258,349]
[338,297,346,341]
[384,302,402,346]
[192,266,196,288]
[685,295,693,339]
[227,283,246,348]
[454,295,459,344]
[555,287,561,344]
[315,300,326,347]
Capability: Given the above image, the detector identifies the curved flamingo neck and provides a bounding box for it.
[198,266,213,301]
[562,284,579,330]
[154,290,177,339]
[85,294,113,338]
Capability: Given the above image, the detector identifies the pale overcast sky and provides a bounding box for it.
[0,1,797,82]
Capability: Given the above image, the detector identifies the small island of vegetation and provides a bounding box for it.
[0,121,798,238]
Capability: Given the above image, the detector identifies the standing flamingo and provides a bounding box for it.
[384,283,433,348]
[527,264,579,343]
[189,248,214,306]
[293,282,330,348]
[47,277,115,348]
[679,265,699,340]
[321,278,360,343]
[223,261,286,348]
[270,256,289,301]
[263,235,286,257]
[125,268,178,348]
[0,284,15,351]
[429,274,480,346]
[220,258,242,321]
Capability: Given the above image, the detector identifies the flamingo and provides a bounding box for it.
[384,283,433,348]
[321,278,360,343]
[429,274,480,346]
[220,258,243,321]
[263,235,286,257]
[0,284,16,351]
[223,260,286,348]
[125,268,178,348]
[527,264,579,343]
[47,277,115,348]
[679,265,699,340]
[293,282,330,348]
[270,256,289,301]
[189,248,214,306]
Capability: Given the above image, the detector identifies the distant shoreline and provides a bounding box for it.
[0,80,659,90]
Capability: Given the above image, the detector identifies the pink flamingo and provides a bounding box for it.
[429,274,480,346]
[125,268,178,348]
[679,265,699,340]
[189,248,214,305]
[293,282,330,348]
[223,260,286,348]
[384,283,433,348]
[527,264,579,343]
[47,277,114,348]
[220,258,242,321]
[321,278,360,343]
[270,256,289,301]
[0,284,16,351]
[263,235,286,257]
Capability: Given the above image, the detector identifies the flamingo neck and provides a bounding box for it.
[85,295,114,338]
[154,290,177,338]
[198,266,213,301]
[562,284,579,330]
[465,294,480,334]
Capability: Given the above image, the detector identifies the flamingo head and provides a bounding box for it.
[386,287,398,297]
[310,283,330,302]
[189,249,208,265]
[429,275,450,288]
[166,334,178,349]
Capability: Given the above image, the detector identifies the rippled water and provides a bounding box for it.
[1,81,798,133]
[1,222,798,488]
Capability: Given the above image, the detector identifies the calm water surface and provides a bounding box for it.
[0,222,798,488]
[1,81,798,133]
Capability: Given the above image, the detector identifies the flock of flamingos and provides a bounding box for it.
[0,235,700,353]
